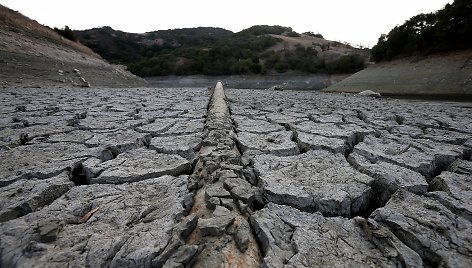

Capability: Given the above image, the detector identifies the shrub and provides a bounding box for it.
[237,25,293,36]
[286,31,301,37]
[326,55,366,74]
[303,32,324,39]
[54,26,77,42]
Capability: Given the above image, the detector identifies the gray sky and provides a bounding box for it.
[1,0,452,47]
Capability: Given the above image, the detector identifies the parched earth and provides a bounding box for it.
[0,84,471,267]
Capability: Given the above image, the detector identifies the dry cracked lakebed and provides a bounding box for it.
[0,84,471,267]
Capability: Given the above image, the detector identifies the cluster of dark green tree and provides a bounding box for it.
[75,25,365,76]
[126,27,283,76]
[371,0,472,62]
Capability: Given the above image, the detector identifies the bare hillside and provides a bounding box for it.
[0,5,146,88]
[267,34,368,62]
[326,49,472,96]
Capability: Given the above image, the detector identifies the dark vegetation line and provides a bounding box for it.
[69,25,366,77]
[371,0,472,62]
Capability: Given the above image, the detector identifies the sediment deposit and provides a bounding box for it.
[1,84,471,267]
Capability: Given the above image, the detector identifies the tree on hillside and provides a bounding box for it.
[303,32,324,39]
[236,25,293,36]
[54,26,77,42]
[286,31,301,37]
[371,0,472,62]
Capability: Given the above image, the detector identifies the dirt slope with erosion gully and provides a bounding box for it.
[0,5,146,89]
[326,49,472,97]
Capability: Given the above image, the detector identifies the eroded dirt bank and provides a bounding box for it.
[0,5,146,88]
[325,49,472,97]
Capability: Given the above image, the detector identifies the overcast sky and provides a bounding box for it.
[1,0,452,47]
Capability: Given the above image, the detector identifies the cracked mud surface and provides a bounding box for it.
[1,85,472,267]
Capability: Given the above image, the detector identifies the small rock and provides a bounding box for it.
[187,175,199,191]
[81,157,102,179]
[176,215,198,240]
[241,155,251,166]
[238,200,250,214]
[223,176,252,190]
[234,220,251,253]
[198,207,235,237]
[220,164,243,174]
[15,105,26,112]
[175,245,199,263]
[204,183,231,199]
[79,77,90,88]
[230,186,255,203]
[216,170,239,181]
[100,149,114,161]
[269,85,284,91]
[223,177,257,202]
[165,244,199,266]
[183,193,195,212]
[242,168,258,185]
[205,160,220,174]
[206,197,220,210]
[358,90,381,97]
[212,206,231,217]
[220,198,236,211]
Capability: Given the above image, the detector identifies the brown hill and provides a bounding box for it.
[266,34,368,62]
[325,49,472,97]
[0,5,146,88]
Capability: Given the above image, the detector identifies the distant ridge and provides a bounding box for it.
[75,25,369,77]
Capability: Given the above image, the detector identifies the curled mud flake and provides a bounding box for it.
[79,207,99,223]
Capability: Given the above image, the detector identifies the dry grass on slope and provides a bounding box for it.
[266,34,367,61]
[0,5,98,58]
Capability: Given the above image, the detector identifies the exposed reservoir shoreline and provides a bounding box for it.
[146,74,350,90]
